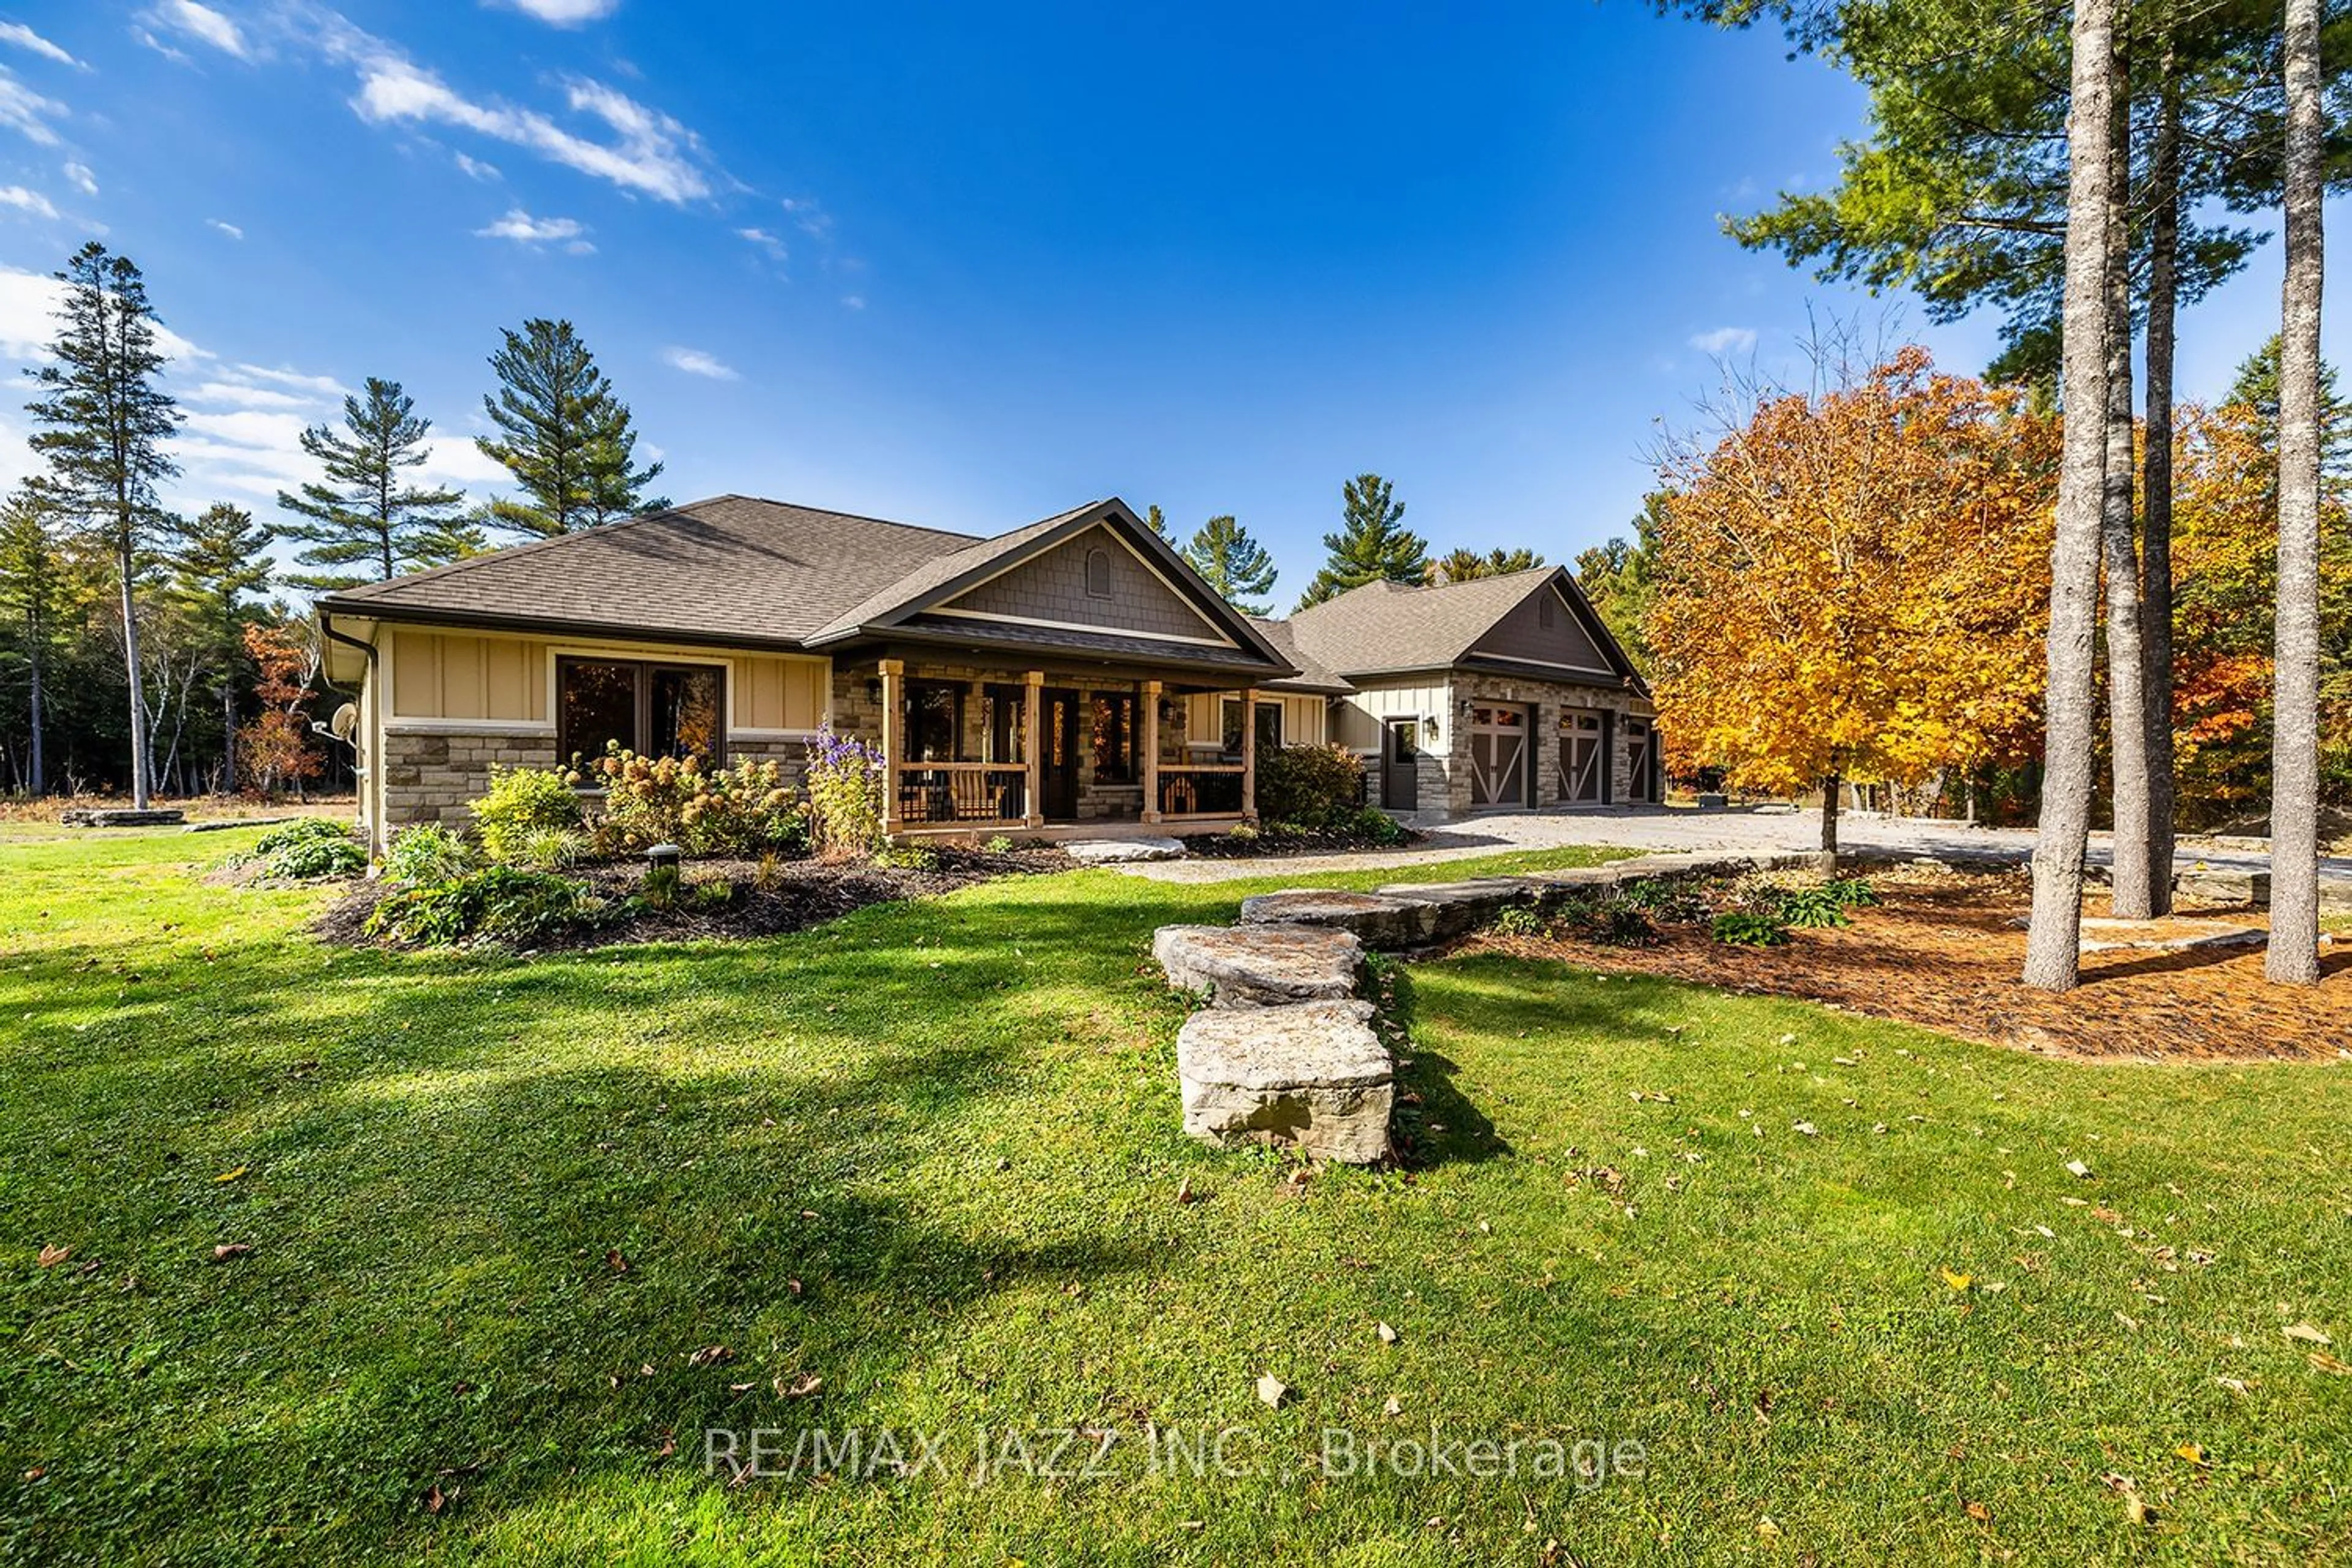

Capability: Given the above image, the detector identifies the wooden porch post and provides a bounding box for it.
[878,658,904,836]
[1023,668,1045,827]
[1140,679,1163,824]
[1240,686,1260,822]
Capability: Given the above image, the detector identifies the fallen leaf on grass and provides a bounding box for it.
[2175,1442,2212,1467]
[214,1167,247,1183]
[21,1467,42,1482]
[604,1250,628,1273]
[1376,1321,1399,1346]
[2309,1351,2351,1375]
[2065,1159,2094,1178]
[36,1244,71,1269]
[1755,1516,1782,1540]
[2283,1322,2332,1346]
[687,1344,733,1368]
[1963,1499,1991,1523]
[775,1371,823,1399]
[211,1243,252,1261]
[1940,1268,1973,1292]
[2215,1375,2250,1394]
[1256,1373,1289,1409]
[1382,1395,1402,1417]
[1175,1176,1196,1205]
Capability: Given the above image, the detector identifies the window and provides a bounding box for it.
[1221,698,1283,759]
[981,685,1027,763]
[1090,693,1136,783]
[1388,717,1416,764]
[903,681,964,763]
[1084,547,1114,598]
[559,658,724,769]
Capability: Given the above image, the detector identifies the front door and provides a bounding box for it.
[1558,712,1605,804]
[1382,717,1419,810]
[1467,704,1529,809]
[1040,687,1080,819]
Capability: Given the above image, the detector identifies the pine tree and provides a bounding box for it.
[175,503,274,792]
[475,319,663,537]
[1143,504,1169,537]
[24,241,183,808]
[1428,546,1544,584]
[1296,473,1427,609]
[277,377,477,590]
[0,486,69,794]
[1180,514,1278,616]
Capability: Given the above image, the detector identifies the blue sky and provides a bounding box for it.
[0,1,2338,605]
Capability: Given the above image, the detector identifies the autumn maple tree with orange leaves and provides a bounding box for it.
[1646,347,2060,851]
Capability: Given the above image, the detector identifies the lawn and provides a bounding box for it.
[3,829,2347,1566]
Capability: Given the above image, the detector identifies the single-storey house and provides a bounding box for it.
[317,495,1654,850]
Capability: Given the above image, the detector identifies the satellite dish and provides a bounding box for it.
[330,703,359,741]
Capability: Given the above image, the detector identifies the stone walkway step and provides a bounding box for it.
[1177,999,1393,1165]
[1152,922,1365,1007]
[1063,835,1186,864]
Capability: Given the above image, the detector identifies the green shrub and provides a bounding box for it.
[804,725,884,861]
[1588,902,1660,948]
[1712,911,1791,946]
[573,745,808,858]
[1226,821,1259,843]
[1253,744,1367,832]
[690,876,736,910]
[1823,878,1880,908]
[510,824,590,870]
[242,818,366,881]
[473,765,584,865]
[873,843,940,872]
[1345,805,1408,845]
[638,862,682,911]
[1616,878,1706,922]
[1772,886,1852,929]
[1489,905,1544,938]
[983,835,1015,854]
[365,867,603,947]
[383,823,475,884]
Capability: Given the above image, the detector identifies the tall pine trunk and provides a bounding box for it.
[2026,0,2121,992]
[2101,26,2153,919]
[26,630,44,795]
[2139,31,2182,918]
[2268,0,2324,986]
[116,530,152,810]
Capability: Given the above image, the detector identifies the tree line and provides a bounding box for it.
[0,241,668,802]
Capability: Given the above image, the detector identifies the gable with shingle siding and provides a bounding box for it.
[1468,578,1615,675]
[935,524,1233,644]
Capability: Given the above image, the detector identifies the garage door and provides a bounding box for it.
[1624,717,1657,803]
[1558,711,1606,804]
[1468,704,1529,809]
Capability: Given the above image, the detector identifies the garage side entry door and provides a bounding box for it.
[1558,710,1605,804]
[1468,703,1530,809]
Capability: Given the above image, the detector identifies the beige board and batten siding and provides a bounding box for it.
[382,625,831,736]
[1181,692,1329,750]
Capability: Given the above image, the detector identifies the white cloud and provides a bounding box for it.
[0,265,206,361]
[492,0,623,24]
[661,345,737,381]
[207,217,245,239]
[0,184,58,220]
[186,380,313,411]
[736,225,786,262]
[418,435,511,488]
[840,294,865,312]
[0,22,83,68]
[143,1,251,60]
[62,160,96,196]
[782,196,831,238]
[474,206,587,245]
[225,363,350,398]
[1689,326,1758,356]
[453,150,499,181]
[0,68,66,145]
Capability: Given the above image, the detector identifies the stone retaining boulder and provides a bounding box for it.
[1152,922,1365,1006]
[1370,878,1531,941]
[1064,835,1186,864]
[1177,999,1393,1164]
[1237,889,1439,948]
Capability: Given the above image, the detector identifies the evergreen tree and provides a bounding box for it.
[1428,546,1544,584]
[1180,514,1278,616]
[175,503,275,791]
[1295,473,1427,609]
[24,241,183,807]
[1575,492,1667,673]
[1143,504,1169,537]
[277,377,478,590]
[0,486,69,793]
[475,319,663,537]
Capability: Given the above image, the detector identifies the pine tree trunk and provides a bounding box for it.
[116,529,152,810]
[2026,0,2120,992]
[2139,33,2182,918]
[1820,771,1840,854]
[26,634,44,796]
[2101,29,2153,919]
[2268,0,2325,986]
[221,684,238,795]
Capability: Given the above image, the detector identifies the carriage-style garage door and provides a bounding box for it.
[1558,710,1606,804]
[1468,704,1531,809]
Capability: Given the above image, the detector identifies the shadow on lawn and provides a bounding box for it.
[1379,965,1511,1168]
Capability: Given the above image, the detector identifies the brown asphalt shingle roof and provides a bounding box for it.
[320,495,984,646]
[1284,568,1557,676]
[806,500,1104,643]
[1246,617,1354,694]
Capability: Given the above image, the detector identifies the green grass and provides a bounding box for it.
[3,830,2348,1565]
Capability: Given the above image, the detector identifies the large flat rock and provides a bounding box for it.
[1177,998,1392,1164]
[1237,889,1438,949]
[1371,879,1530,941]
[1064,835,1186,864]
[1153,922,1365,1006]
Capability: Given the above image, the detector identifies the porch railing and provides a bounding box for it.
[895,763,1028,826]
[1157,764,1247,820]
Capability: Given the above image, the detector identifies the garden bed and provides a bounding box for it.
[316,844,1072,952]
[1474,864,2348,1063]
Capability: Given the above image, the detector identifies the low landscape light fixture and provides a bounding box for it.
[645,843,683,872]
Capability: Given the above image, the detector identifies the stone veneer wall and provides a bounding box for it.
[379,726,562,832]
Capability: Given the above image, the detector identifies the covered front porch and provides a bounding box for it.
[870,657,1269,839]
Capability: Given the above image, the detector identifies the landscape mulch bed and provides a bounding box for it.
[1480,866,2350,1063]
[314,845,1072,952]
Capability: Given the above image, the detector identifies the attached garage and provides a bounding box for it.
[1466,703,1532,809]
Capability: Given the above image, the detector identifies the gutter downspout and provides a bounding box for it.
[318,611,381,855]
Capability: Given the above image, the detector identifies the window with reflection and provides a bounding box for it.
[1221,698,1283,759]
[903,682,964,763]
[559,658,725,769]
[1091,693,1136,783]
